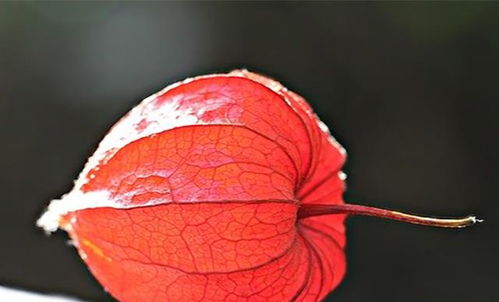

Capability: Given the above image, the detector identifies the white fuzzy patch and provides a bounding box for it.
[37,191,113,233]
[38,73,240,233]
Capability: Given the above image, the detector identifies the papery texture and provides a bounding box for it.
[40,70,347,302]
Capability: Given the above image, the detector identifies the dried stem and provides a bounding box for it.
[298,203,481,228]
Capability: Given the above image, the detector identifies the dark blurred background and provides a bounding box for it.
[0,2,497,302]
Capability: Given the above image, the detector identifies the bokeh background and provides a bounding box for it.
[0,2,497,302]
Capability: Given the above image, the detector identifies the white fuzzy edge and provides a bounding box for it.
[37,73,242,232]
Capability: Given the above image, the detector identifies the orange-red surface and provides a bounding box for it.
[64,71,347,301]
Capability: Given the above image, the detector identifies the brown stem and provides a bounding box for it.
[298,203,481,228]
